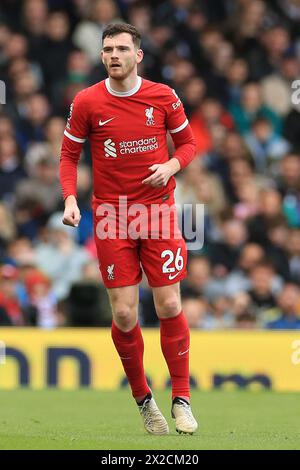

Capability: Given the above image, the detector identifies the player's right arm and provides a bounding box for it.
[60,90,90,227]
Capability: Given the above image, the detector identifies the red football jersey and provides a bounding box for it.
[61,77,191,204]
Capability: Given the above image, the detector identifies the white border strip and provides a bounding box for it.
[169,119,189,134]
[105,76,142,97]
[0,340,5,364]
[64,130,86,143]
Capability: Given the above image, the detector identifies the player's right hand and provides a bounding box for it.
[62,195,81,227]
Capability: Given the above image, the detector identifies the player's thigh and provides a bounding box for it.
[152,282,182,318]
[93,236,142,288]
[140,235,187,288]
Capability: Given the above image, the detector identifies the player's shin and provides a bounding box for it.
[160,311,190,400]
[111,321,151,399]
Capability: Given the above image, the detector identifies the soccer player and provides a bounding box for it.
[60,23,198,435]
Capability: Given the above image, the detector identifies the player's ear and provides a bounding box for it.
[100,50,104,64]
[136,48,144,64]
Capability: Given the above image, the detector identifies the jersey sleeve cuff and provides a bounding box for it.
[64,129,86,143]
[169,119,189,134]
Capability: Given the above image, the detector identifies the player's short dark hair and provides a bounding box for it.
[102,23,141,48]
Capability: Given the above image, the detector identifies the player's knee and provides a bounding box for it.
[156,297,181,318]
[113,306,136,331]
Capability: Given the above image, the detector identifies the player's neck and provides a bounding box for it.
[108,74,139,94]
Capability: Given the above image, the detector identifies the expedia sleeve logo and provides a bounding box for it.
[66,102,74,129]
[171,88,181,110]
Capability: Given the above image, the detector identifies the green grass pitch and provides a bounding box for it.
[0,389,299,450]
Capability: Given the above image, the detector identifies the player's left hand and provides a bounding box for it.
[142,160,180,187]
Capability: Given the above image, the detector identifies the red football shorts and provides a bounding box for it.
[92,195,187,288]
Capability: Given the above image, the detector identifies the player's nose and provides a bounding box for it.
[111,48,119,58]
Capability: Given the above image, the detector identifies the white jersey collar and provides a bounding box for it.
[105,76,142,97]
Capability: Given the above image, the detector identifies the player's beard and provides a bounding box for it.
[107,59,136,81]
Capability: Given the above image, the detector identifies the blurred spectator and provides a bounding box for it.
[56,49,93,114]
[229,82,282,135]
[8,67,42,132]
[190,97,234,156]
[247,188,285,246]
[283,106,300,151]
[41,11,74,93]
[264,216,290,279]
[155,0,195,29]
[0,305,12,326]
[0,24,12,57]
[227,0,266,54]
[0,203,16,262]
[234,312,258,329]
[205,132,252,201]
[181,255,224,301]
[65,259,114,326]
[208,217,248,276]
[261,52,300,117]
[267,0,300,36]
[181,76,206,117]
[244,117,290,174]
[228,291,258,329]
[207,295,233,329]
[266,283,300,329]
[286,229,300,284]
[44,116,66,157]
[3,33,29,64]
[23,268,58,328]
[225,57,249,105]
[246,25,292,81]
[35,212,91,299]
[196,171,226,217]
[228,157,270,205]
[6,237,36,267]
[248,261,279,315]
[21,0,48,63]
[17,143,60,211]
[174,157,202,206]
[277,153,300,227]
[0,135,26,204]
[0,264,24,325]
[233,180,260,221]
[14,144,61,238]
[224,243,266,296]
[181,295,212,329]
[73,0,122,64]
[17,93,50,147]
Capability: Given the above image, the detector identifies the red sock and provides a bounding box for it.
[160,311,190,400]
[111,321,151,399]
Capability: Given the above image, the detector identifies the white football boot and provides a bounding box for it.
[138,394,169,435]
[171,397,198,435]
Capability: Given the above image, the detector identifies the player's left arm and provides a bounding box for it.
[142,87,196,188]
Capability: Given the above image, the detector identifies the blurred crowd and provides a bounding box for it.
[0,0,300,329]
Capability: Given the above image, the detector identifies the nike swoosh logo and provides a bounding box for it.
[168,272,181,280]
[178,349,189,356]
[99,118,115,126]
